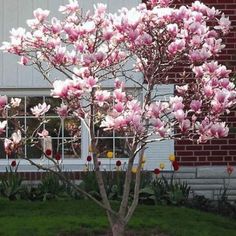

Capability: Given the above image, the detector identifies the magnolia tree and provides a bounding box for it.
[1,0,235,235]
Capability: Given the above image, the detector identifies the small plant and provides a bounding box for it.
[188,195,214,212]
[0,161,23,200]
[215,165,236,216]
[38,172,68,201]
[150,174,191,205]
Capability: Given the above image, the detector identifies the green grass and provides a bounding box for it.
[0,199,235,236]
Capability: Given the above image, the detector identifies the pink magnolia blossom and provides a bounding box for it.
[180,119,191,133]
[114,89,126,103]
[215,13,231,34]
[59,0,79,14]
[176,85,188,95]
[51,80,72,98]
[0,96,7,110]
[94,3,107,16]
[11,98,21,108]
[114,102,124,113]
[204,85,214,98]
[168,39,186,56]
[95,90,110,107]
[167,23,179,36]
[127,100,141,113]
[33,8,50,22]
[12,130,21,144]
[51,17,62,34]
[27,19,40,29]
[4,139,13,155]
[170,96,184,111]
[147,102,164,118]
[38,129,49,137]
[4,130,22,155]
[152,118,166,137]
[189,48,211,63]
[56,104,69,118]
[85,76,98,90]
[210,123,229,138]
[0,121,7,135]
[31,102,50,117]
[53,46,66,64]
[115,79,125,89]
[19,56,30,65]
[174,110,185,122]
[190,100,202,113]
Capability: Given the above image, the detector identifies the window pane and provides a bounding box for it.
[45,118,62,137]
[63,139,81,158]
[7,118,25,137]
[51,138,63,155]
[64,118,81,138]
[26,118,41,137]
[115,138,131,159]
[45,97,61,116]
[95,125,113,137]
[96,138,113,158]
[26,141,42,159]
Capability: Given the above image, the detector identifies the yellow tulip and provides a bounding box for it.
[160,163,165,170]
[107,151,113,159]
[141,156,146,164]
[169,154,175,162]
[132,167,137,174]
[89,145,93,153]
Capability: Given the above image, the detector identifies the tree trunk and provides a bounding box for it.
[111,219,125,236]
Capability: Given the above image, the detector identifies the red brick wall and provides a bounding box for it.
[173,0,236,166]
[142,0,236,166]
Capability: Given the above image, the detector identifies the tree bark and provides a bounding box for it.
[111,219,126,236]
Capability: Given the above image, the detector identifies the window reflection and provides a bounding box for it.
[45,97,61,116]
[62,139,81,158]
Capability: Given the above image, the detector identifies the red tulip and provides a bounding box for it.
[116,160,121,167]
[87,155,92,162]
[153,168,160,175]
[172,160,179,171]
[55,153,61,161]
[45,149,52,156]
[227,165,234,175]
[11,160,16,167]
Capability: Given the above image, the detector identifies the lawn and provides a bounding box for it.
[0,199,235,236]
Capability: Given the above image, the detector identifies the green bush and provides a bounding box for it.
[0,166,23,201]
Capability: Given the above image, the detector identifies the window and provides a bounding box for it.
[2,95,81,161]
